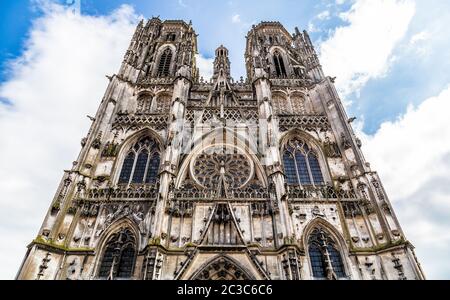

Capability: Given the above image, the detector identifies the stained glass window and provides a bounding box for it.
[308,154,324,184]
[98,229,136,280]
[98,244,115,278]
[283,152,297,184]
[282,138,325,186]
[295,152,311,184]
[118,152,135,184]
[309,244,326,278]
[145,153,160,183]
[308,228,346,280]
[328,245,346,278]
[117,244,136,278]
[131,150,148,183]
[118,136,160,185]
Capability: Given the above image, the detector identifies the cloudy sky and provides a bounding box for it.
[1,0,449,279]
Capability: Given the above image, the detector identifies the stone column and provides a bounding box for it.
[153,66,191,237]
[253,69,294,241]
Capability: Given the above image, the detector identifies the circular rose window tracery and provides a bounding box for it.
[192,146,253,189]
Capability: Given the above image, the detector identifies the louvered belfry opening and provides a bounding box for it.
[157,48,172,77]
[273,50,287,78]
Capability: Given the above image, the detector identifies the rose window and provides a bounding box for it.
[192,147,252,189]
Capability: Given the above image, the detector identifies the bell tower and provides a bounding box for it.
[213,45,231,81]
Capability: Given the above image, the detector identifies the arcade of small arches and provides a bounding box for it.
[136,92,171,115]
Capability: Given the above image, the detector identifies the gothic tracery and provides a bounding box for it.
[98,228,137,280]
[283,137,324,186]
[118,136,160,185]
[192,146,252,190]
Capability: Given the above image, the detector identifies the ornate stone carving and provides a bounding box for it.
[391,253,407,280]
[323,136,341,158]
[342,201,363,218]
[287,185,357,200]
[341,133,352,149]
[278,115,330,132]
[192,256,253,280]
[165,200,193,217]
[192,148,252,189]
[101,141,120,157]
[36,253,51,280]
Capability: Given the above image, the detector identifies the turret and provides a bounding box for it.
[212,45,231,81]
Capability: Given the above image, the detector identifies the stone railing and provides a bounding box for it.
[287,185,357,201]
[82,184,159,201]
[278,115,330,132]
[112,114,169,131]
[138,77,174,85]
[172,186,270,201]
[269,78,312,87]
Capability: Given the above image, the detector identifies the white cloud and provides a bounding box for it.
[319,0,415,97]
[409,30,429,45]
[231,14,241,24]
[407,30,431,57]
[359,85,450,279]
[195,54,214,80]
[0,3,139,279]
[317,10,331,20]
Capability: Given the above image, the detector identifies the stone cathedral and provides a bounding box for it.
[17,19,425,280]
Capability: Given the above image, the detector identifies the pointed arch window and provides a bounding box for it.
[157,48,173,77]
[118,136,161,185]
[98,228,137,280]
[282,138,325,186]
[308,228,346,280]
[273,50,287,78]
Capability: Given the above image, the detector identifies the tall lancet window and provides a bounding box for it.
[157,48,173,77]
[282,138,325,186]
[118,136,161,185]
[98,228,137,280]
[308,228,346,280]
[273,50,287,78]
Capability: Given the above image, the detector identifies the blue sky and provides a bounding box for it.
[1,0,450,279]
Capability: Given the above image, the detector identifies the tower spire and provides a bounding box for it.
[213,45,231,82]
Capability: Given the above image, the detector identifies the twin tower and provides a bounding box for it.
[17,18,424,280]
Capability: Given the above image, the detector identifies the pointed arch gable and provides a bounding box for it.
[189,255,256,280]
[96,217,141,253]
[301,217,347,251]
[279,129,322,154]
[302,217,350,279]
[94,218,140,279]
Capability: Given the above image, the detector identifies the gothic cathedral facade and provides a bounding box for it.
[17,19,425,280]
